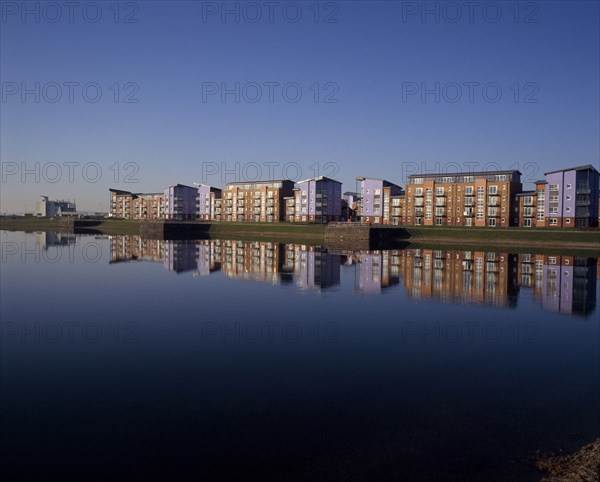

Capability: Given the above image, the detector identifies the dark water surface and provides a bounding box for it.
[1,231,599,481]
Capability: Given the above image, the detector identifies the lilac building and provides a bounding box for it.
[294,176,342,223]
[164,184,197,221]
[294,248,341,290]
[196,184,222,221]
[542,256,597,315]
[356,253,399,294]
[164,240,197,273]
[544,165,599,228]
[358,177,403,224]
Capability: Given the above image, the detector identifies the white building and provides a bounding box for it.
[34,196,77,217]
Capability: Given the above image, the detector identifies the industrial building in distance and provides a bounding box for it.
[107,165,600,229]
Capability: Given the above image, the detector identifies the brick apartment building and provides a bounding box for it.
[403,170,522,227]
[109,189,164,220]
[221,180,295,222]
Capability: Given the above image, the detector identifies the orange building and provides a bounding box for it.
[403,170,522,227]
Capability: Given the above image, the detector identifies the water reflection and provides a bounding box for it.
[35,231,77,249]
[108,236,598,317]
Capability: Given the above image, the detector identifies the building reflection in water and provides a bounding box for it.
[35,231,77,249]
[108,236,597,317]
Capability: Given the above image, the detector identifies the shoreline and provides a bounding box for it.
[537,438,600,481]
[1,217,599,253]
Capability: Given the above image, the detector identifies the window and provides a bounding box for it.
[566,218,571,224]
[549,218,558,226]
[566,184,572,189]
[488,186,498,195]
[548,257,557,264]
[566,195,571,201]
[566,207,571,213]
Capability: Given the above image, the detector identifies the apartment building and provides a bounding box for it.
[404,170,522,227]
[390,194,405,225]
[284,196,295,222]
[543,165,599,228]
[292,176,342,223]
[196,184,222,221]
[109,189,164,220]
[164,184,197,221]
[514,191,537,228]
[221,180,294,222]
[357,177,403,224]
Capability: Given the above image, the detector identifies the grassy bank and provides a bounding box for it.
[0,217,142,235]
[206,221,325,240]
[0,216,64,231]
[75,219,141,235]
[399,226,600,252]
[2,217,598,252]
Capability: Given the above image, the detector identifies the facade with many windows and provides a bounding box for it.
[403,171,522,227]
[109,189,164,220]
[221,180,295,222]
[164,184,197,221]
[544,165,599,228]
[358,178,403,224]
[196,184,222,221]
[292,176,342,223]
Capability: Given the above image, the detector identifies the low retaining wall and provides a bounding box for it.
[141,221,210,239]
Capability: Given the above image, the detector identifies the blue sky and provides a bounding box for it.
[1,0,599,213]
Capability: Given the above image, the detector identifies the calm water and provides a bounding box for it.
[1,230,599,481]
